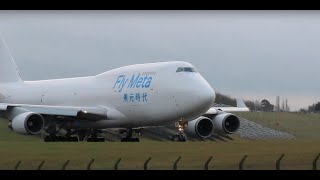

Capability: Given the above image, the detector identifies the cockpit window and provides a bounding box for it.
[176,67,197,73]
[176,67,184,72]
[184,67,194,72]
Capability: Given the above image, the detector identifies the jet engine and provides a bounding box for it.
[185,116,214,138]
[212,113,240,134]
[10,112,45,135]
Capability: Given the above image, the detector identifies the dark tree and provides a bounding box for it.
[261,99,274,112]
[244,100,255,111]
[214,92,236,107]
[308,103,316,113]
[315,102,320,112]
[299,108,308,113]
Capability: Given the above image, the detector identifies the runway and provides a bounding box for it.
[102,117,295,142]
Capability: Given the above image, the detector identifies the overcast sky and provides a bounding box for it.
[0,10,319,111]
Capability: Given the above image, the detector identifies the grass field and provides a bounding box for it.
[234,112,320,140]
[0,112,320,170]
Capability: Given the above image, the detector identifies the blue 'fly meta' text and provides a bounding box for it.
[113,73,153,93]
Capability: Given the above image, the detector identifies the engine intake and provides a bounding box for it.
[212,113,240,134]
[11,112,45,135]
[185,116,214,138]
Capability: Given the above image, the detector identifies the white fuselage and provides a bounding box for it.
[0,61,215,129]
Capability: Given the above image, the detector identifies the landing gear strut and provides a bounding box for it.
[76,129,90,141]
[87,129,105,142]
[72,129,105,142]
[121,129,140,142]
[171,120,187,142]
[43,122,105,142]
[43,122,75,142]
[43,125,79,142]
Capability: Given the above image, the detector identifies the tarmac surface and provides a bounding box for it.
[102,117,295,142]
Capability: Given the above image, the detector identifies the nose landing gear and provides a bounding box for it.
[171,120,187,142]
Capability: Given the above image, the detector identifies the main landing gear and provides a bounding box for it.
[43,128,79,142]
[43,123,79,142]
[43,123,105,142]
[121,129,140,142]
[171,120,187,142]
[44,135,78,142]
[67,129,105,142]
[87,129,105,142]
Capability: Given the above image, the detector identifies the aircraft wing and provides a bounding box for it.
[0,103,108,121]
[205,98,250,115]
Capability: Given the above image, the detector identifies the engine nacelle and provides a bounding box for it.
[11,112,45,135]
[212,113,240,134]
[185,116,214,138]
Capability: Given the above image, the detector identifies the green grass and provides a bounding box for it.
[1,140,320,170]
[1,113,320,170]
[234,112,320,140]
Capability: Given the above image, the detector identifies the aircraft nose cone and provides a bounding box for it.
[173,75,216,120]
[198,83,215,111]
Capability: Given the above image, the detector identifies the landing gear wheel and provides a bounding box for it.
[44,135,78,142]
[96,137,105,142]
[66,136,78,142]
[87,137,105,142]
[120,129,140,142]
[56,136,64,142]
[171,135,180,142]
[71,137,79,142]
[121,137,140,142]
[179,136,187,142]
[44,136,53,142]
[87,137,95,142]
[121,138,128,142]
[171,135,187,142]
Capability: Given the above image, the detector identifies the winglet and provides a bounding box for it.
[236,98,248,108]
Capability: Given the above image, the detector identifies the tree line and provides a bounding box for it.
[216,92,320,113]
[215,93,285,112]
[214,92,237,107]
[215,92,255,111]
[300,102,320,113]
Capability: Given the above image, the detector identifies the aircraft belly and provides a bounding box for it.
[65,119,129,129]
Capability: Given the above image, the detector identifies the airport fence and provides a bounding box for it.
[10,153,320,170]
